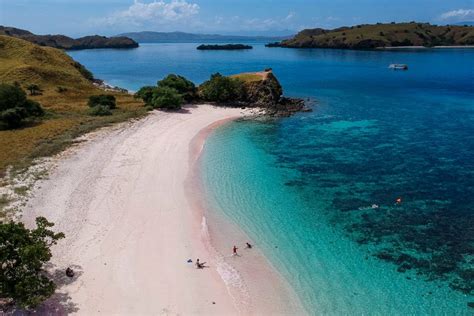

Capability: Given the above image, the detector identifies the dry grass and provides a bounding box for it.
[0,35,147,175]
[231,73,264,83]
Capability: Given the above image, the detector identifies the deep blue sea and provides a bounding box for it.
[69,43,474,314]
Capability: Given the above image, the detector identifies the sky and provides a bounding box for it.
[1,0,473,37]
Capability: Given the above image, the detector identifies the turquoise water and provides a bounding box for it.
[69,44,474,314]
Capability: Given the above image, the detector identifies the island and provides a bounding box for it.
[197,44,253,50]
[0,26,139,50]
[267,22,474,49]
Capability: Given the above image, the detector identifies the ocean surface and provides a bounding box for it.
[69,43,474,315]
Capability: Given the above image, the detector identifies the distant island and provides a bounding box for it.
[0,26,139,50]
[118,31,292,43]
[267,22,474,49]
[197,44,253,50]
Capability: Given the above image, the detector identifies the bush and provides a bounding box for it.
[0,217,64,308]
[89,105,112,116]
[56,86,68,93]
[0,84,44,128]
[134,86,155,105]
[88,94,116,109]
[157,74,196,101]
[26,84,41,96]
[199,73,245,103]
[151,86,183,110]
[73,61,94,81]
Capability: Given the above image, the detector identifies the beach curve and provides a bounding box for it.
[22,104,304,315]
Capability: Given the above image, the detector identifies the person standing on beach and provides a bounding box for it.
[233,245,238,256]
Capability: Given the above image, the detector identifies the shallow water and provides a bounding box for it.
[70,44,474,314]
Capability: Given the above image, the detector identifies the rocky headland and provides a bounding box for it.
[0,26,139,50]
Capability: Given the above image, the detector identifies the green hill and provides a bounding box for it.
[0,26,139,50]
[274,22,474,49]
[0,36,144,176]
[0,35,93,88]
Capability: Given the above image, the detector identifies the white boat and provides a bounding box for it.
[389,64,408,70]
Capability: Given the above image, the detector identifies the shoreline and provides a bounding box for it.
[20,104,303,315]
[186,116,306,315]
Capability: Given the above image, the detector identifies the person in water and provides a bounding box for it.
[246,242,252,249]
[233,245,238,256]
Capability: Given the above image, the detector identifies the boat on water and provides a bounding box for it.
[389,64,408,70]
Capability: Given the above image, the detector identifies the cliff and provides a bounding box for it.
[0,26,139,50]
[272,22,474,49]
[232,70,306,116]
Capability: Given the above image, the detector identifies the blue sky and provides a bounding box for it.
[1,0,473,36]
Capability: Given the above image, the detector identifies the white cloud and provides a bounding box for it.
[213,12,297,32]
[97,0,200,26]
[440,9,474,21]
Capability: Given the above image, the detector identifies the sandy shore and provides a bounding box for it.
[22,104,304,315]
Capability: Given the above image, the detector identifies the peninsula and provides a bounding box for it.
[268,22,474,49]
[197,44,253,50]
[0,26,139,50]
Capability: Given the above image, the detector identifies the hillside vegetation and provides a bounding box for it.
[0,36,145,175]
[0,26,138,50]
[275,22,474,49]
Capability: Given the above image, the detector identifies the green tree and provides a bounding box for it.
[0,84,44,129]
[199,73,244,103]
[26,84,41,96]
[157,74,197,102]
[0,217,65,309]
[151,86,183,110]
[88,94,116,109]
[134,86,155,105]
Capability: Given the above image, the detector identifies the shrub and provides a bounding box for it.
[56,86,68,93]
[88,94,116,109]
[73,61,94,81]
[151,86,183,110]
[0,217,64,308]
[0,84,44,128]
[134,86,155,105]
[89,104,112,116]
[26,84,41,96]
[157,74,196,101]
[199,73,245,103]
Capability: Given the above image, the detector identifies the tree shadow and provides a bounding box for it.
[18,264,84,315]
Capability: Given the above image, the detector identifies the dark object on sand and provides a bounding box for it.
[196,258,206,269]
[66,267,74,278]
[246,242,252,249]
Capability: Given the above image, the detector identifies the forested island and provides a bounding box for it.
[197,44,253,50]
[0,26,139,50]
[267,22,474,49]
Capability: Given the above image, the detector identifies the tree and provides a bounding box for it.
[0,217,65,309]
[26,84,41,96]
[157,74,196,102]
[88,94,116,109]
[151,86,183,110]
[0,84,44,128]
[199,73,245,103]
[134,86,155,105]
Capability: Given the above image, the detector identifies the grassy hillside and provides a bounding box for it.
[0,35,145,175]
[277,22,474,49]
[0,26,138,50]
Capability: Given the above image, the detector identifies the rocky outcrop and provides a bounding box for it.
[236,70,308,116]
[0,26,139,50]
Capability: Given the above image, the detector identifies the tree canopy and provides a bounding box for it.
[0,217,65,308]
[0,84,44,129]
[199,73,244,103]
